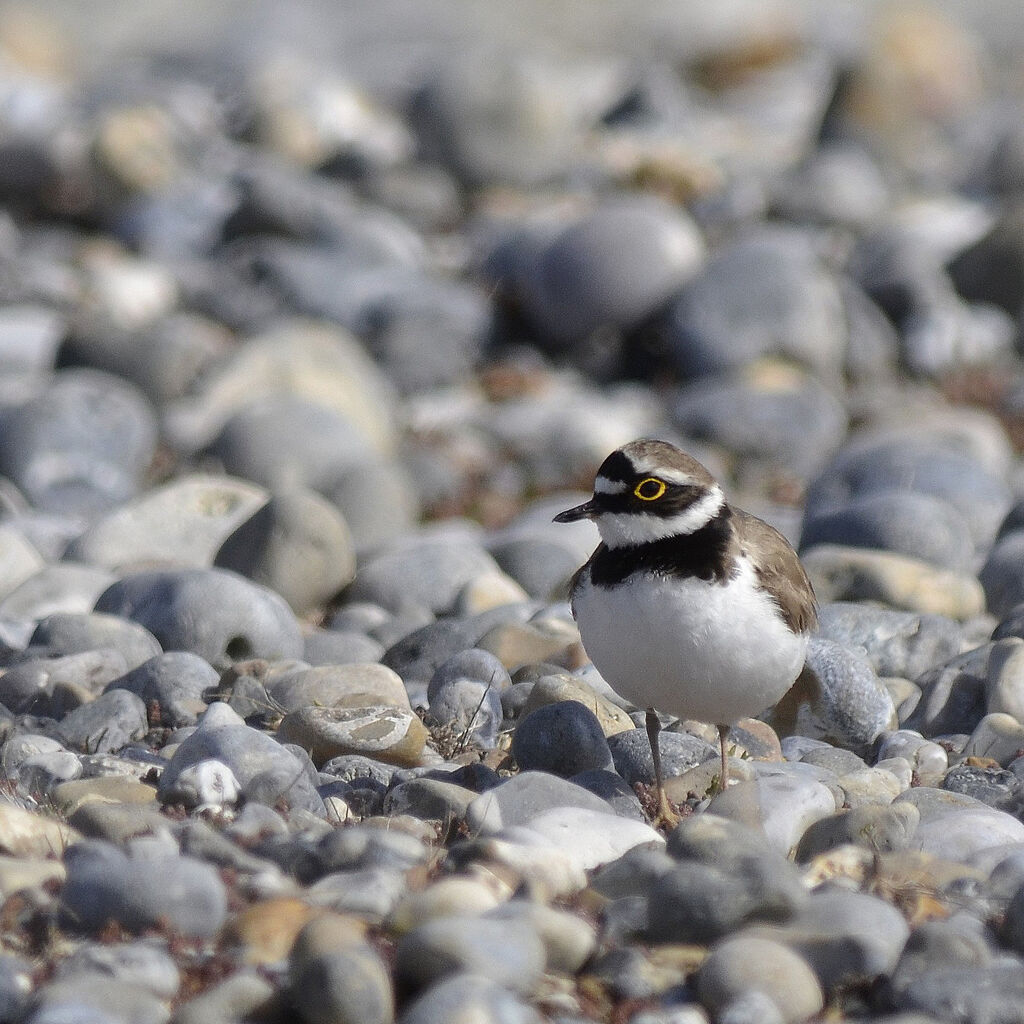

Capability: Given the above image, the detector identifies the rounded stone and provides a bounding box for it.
[672,367,846,479]
[208,394,370,494]
[520,196,704,344]
[801,544,985,619]
[57,688,148,754]
[278,705,428,768]
[158,705,325,815]
[59,839,227,938]
[779,638,896,755]
[214,488,356,615]
[795,803,921,860]
[289,943,394,1024]
[664,226,845,378]
[518,672,634,737]
[267,664,410,714]
[395,915,545,995]
[0,368,158,518]
[105,651,217,728]
[349,537,503,617]
[814,601,964,680]
[94,567,303,670]
[695,936,824,1024]
[29,611,162,672]
[324,458,419,556]
[511,700,614,777]
[397,972,541,1024]
[65,473,268,571]
[801,491,974,572]
[707,772,838,856]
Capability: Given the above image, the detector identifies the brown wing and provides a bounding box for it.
[732,509,817,634]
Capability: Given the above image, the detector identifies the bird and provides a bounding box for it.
[554,438,816,823]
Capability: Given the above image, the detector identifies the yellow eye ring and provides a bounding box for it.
[634,477,666,501]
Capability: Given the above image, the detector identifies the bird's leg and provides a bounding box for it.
[715,723,730,795]
[646,709,679,827]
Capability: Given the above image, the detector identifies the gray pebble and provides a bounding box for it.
[664,226,845,378]
[305,865,409,921]
[982,532,1024,620]
[0,368,157,518]
[750,889,910,993]
[65,473,267,571]
[397,972,540,1024]
[908,644,991,737]
[801,491,974,573]
[511,700,614,777]
[793,638,897,755]
[324,458,420,557]
[795,803,921,860]
[208,394,370,493]
[214,488,356,615]
[28,612,161,671]
[53,939,179,1000]
[349,536,502,616]
[24,976,168,1024]
[426,648,509,749]
[0,563,117,621]
[395,914,545,995]
[105,651,217,728]
[647,846,806,944]
[59,839,227,938]
[518,196,704,345]
[289,943,394,1024]
[303,628,384,667]
[0,953,31,1023]
[608,727,717,787]
[158,703,325,816]
[805,437,1012,554]
[465,770,616,834]
[57,688,148,754]
[569,769,646,820]
[172,969,276,1024]
[95,568,303,670]
[383,777,476,822]
[695,935,824,1024]
[381,619,483,685]
[672,370,846,479]
[814,602,964,680]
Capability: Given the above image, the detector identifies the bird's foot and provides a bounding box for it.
[653,788,682,831]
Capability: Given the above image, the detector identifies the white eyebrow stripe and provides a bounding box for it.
[628,459,699,486]
[594,477,628,494]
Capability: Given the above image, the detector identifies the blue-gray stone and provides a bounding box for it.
[511,700,614,777]
[801,491,974,572]
[28,612,162,672]
[59,840,226,938]
[608,727,717,787]
[57,689,148,754]
[94,568,303,670]
[105,651,217,728]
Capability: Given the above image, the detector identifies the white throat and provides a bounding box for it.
[596,485,725,548]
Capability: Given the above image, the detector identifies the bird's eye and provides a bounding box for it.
[634,477,666,501]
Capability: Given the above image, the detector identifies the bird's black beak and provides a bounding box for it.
[554,498,599,523]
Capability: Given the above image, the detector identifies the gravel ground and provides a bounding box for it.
[3,2,1024,1022]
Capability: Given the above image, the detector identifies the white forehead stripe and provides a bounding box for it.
[597,485,725,548]
[594,476,628,495]
[626,456,702,487]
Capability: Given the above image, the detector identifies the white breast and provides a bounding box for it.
[571,558,807,725]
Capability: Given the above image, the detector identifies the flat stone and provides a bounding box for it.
[466,770,615,834]
[278,704,428,768]
[66,473,267,571]
[267,663,410,713]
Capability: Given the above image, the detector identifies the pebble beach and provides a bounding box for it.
[3,1,1024,1022]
